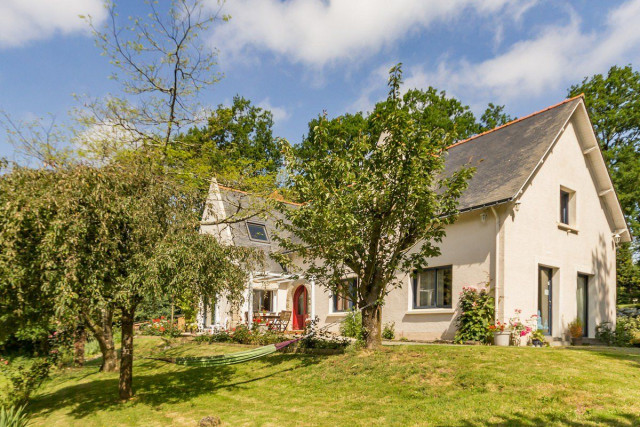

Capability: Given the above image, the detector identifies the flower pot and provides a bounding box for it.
[493,331,510,346]
[518,336,529,347]
[571,337,583,346]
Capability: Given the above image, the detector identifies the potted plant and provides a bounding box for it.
[531,329,546,347]
[489,321,510,346]
[509,309,533,346]
[568,318,583,346]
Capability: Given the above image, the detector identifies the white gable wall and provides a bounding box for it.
[502,118,617,339]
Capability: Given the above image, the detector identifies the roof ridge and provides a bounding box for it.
[218,184,304,206]
[447,94,585,150]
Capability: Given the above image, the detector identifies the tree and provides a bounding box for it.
[171,96,284,191]
[277,65,474,348]
[479,103,514,132]
[1,156,259,399]
[0,166,58,349]
[568,65,640,303]
[78,0,226,158]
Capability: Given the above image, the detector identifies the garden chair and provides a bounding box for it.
[269,310,291,332]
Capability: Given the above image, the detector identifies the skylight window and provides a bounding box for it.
[246,222,269,242]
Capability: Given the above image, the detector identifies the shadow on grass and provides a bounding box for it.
[564,345,640,367]
[459,411,639,426]
[29,353,320,420]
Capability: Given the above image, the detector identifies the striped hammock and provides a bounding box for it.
[151,339,299,367]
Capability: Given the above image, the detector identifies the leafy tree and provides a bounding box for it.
[0,167,58,348]
[479,103,514,132]
[0,156,260,399]
[277,65,473,348]
[172,96,284,191]
[568,65,640,303]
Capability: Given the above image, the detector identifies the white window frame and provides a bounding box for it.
[246,221,270,243]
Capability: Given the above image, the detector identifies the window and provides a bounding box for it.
[333,278,356,312]
[412,267,452,309]
[559,187,576,227]
[560,190,570,224]
[577,274,589,337]
[253,289,276,312]
[538,267,553,335]
[246,222,269,242]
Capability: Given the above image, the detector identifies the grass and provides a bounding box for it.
[20,337,640,426]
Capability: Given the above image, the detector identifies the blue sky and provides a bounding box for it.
[1,0,639,161]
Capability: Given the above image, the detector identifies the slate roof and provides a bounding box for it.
[215,95,585,252]
[445,95,582,212]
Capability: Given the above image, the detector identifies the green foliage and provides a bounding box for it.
[479,103,514,132]
[277,64,474,347]
[454,286,495,343]
[382,322,395,340]
[596,318,640,347]
[339,311,363,340]
[0,168,59,346]
[0,404,30,427]
[174,96,284,191]
[0,358,51,407]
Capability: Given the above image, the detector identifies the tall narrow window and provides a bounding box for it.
[538,267,553,335]
[577,274,589,337]
[413,267,452,309]
[333,278,356,312]
[560,190,570,225]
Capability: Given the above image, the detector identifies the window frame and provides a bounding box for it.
[412,266,453,309]
[577,273,589,337]
[560,190,570,225]
[252,289,276,313]
[332,278,357,313]
[246,221,270,243]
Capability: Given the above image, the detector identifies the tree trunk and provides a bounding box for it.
[83,307,117,372]
[362,304,382,349]
[119,307,135,400]
[73,323,86,367]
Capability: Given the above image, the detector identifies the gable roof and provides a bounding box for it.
[445,94,630,242]
[207,94,630,246]
[445,95,583,212]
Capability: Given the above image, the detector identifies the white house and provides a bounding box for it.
[198,95,630,342]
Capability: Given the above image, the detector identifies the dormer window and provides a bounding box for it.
[246,222,269,242]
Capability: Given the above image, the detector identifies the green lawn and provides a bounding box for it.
[23,337,640,426]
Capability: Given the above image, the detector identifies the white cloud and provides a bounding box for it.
[257,98,290,122]
[399,0,640,106]
[0,0,106,48]
[210,0,515,67]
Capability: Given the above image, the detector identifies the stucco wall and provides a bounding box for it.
[502,119,617,339]
[308,210,496,340]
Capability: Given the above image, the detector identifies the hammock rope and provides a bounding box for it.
[147,302,374,367]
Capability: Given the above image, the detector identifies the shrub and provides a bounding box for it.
[230,325,252,344]
[339,310,363,340]
[567,318,583,338]
[0,357,51,407]
[596,318,640,347]
[454,286,494,344]
[139,317,182,338]
[382,322,395,340]
[0,405,30,427]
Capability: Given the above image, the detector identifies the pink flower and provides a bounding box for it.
[3,360,7,365]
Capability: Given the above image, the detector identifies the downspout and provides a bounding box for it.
[490,206,501,322]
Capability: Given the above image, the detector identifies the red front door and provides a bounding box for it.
[293,286,308,330]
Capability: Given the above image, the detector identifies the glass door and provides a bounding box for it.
[577,274,589,337]
[538,267,553,335]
